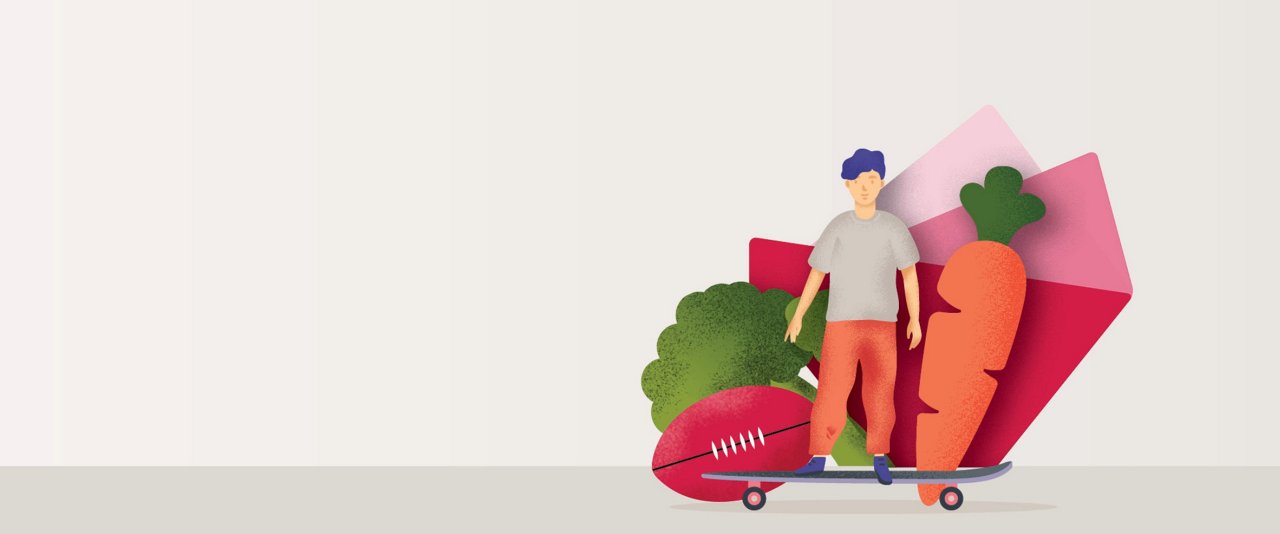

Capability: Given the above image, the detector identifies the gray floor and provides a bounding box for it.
[0,466,1265,532]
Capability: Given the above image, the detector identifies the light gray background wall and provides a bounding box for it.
[0,0,1275,466]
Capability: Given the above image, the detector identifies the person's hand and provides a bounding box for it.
[785,317,803,343]
[906,318,923,350]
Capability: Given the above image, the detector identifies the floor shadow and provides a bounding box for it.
[671,499,1056,515]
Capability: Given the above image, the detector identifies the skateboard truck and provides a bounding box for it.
[741,481,765,511]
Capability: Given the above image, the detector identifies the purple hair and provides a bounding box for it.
[841,148,886,180]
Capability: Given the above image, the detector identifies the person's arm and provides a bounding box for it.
[901,264,923,349]
[785,267,826,343]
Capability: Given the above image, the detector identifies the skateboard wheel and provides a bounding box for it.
[939,486,963,511]
[742,487,766,511]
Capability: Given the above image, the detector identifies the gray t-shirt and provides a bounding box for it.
[808,210,919,322]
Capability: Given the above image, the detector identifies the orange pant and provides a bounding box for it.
[809,320,897,456]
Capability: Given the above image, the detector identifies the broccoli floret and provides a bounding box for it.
[641,282,812,431]
[784,290,830,356]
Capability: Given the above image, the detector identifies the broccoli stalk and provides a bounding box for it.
[960,166,1046,245]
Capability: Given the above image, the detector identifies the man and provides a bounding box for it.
[785,148,923,484]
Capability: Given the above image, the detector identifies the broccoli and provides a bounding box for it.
[641,282,874,466]
[641,282,812,430]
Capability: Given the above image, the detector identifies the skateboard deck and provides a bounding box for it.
[703,461,1012,485]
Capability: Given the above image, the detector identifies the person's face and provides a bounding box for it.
[845,170,884,207]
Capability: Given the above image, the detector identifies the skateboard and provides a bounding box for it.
[702,461,1013,511]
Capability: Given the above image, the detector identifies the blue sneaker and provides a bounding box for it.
[873,455,892,485]
[794,456,826,475]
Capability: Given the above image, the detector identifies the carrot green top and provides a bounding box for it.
[960,166,1046,245]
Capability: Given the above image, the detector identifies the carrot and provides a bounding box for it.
[916,166,1044,506]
